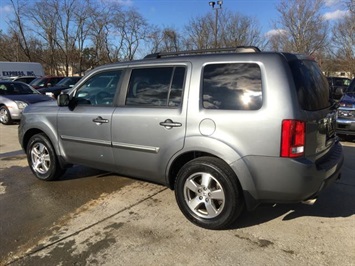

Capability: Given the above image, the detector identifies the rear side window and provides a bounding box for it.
[289,60,330,111]
[126,67,185,107]
[202,63,262,110]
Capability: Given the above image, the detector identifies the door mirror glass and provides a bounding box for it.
[57,93,70,106]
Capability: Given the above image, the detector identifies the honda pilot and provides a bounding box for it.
[19,47,344,229]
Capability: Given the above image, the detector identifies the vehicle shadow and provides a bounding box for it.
[58,165,111,181]
[234,145,355,229]
[0,150,25,159]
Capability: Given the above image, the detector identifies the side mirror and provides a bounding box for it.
[57,93,70,106]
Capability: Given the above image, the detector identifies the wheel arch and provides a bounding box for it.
[21,125,70,169]
[166,137,259,210]
[22,128,44,151]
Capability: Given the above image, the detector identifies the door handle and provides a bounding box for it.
[93,116,109,124]
[159,119,182,129]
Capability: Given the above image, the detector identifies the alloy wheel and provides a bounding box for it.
[30,142,51,175]
[183,172,225,219]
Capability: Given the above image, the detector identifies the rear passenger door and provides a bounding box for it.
[111,65,189,183]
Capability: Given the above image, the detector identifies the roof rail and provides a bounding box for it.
[144,46,261,59]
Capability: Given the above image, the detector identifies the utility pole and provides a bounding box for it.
[208,1,223,48]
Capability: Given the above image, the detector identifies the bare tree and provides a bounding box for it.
[87,1,122,66]
[112,9,150,61]
[26,0,61,74]
[161,28,180,52]
[2,0,93,74]
[184,9,264,50]
[32,0,94,76]
[270,0,329,55]
[218,10,264,48]
[72,0,94,75]
[52,0,80,76]
[146,27,162,54]
[7,0,33,61]
[146,26,181,53]
[331,0,355,77]
[184,14,214,49]
[0,32,17,61]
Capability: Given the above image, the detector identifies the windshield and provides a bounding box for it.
[0,82,39,95]
[56,77,81,87]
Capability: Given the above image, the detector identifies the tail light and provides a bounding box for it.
[281,120,305,158]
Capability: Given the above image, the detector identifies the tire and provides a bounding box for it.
[0,106,13,125]
[174,157,244,230]
[26,133,65,181]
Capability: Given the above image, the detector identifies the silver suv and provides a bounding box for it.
[18,47,344,229]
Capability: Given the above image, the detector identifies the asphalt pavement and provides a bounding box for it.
[1,124,354,266]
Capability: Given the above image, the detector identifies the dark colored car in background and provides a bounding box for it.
[337,79,355,140]
[38,76,82,98]
[29,76,64,89]
[327,76,352,100]
[0,81,53,125]
[11,76,38,84]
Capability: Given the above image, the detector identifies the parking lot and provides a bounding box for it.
[1,124,354,266]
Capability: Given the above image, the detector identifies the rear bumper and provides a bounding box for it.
[240,141,344,208]
[309,142,343,198]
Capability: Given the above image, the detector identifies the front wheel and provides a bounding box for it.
[0,106,13,125]
[26,133,65,181]
[174,157,244,230]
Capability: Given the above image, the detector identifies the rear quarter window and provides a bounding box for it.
[202,63,262,110]
[289,60,330,111]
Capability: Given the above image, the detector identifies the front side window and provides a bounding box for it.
[126,66,185,107]
[75,70,122,106]
[203,63,262,110]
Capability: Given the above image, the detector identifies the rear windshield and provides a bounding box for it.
[289,60,330,111]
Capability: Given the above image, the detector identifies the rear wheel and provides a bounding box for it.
[175,157,244,230]
[26,133,65,181]
[0,106,12,125]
